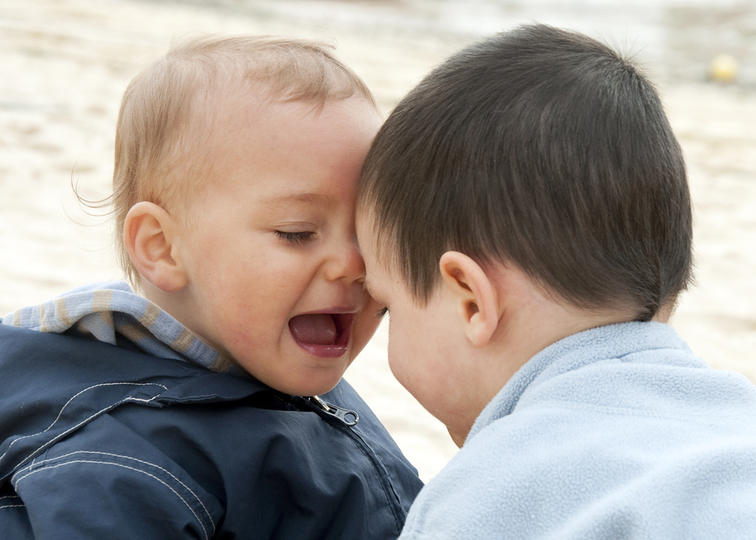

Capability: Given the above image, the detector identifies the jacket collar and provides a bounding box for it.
[466,322,693,444]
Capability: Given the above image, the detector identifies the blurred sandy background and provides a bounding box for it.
[1,0,754,482]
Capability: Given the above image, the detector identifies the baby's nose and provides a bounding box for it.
[324,241,365,284]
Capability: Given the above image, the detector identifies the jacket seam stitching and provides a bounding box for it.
[1,382,167,471]
[0,494,24,510]
[12,458,211,540]
[14,450,215,532]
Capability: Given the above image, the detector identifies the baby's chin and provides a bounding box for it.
[271,369,350,397]
[235,353,352,397]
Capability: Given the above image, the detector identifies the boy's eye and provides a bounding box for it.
[275,230,315,245]
[377,307,389,318]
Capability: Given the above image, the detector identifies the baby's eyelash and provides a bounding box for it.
[275,230,315,245]
[377,307,389,318]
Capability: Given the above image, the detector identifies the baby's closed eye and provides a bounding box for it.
[275,230,316,245]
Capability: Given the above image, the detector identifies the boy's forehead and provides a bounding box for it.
[355,209,377,246]
[356,214,391,280]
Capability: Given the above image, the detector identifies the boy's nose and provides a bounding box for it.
[324,240,366,284]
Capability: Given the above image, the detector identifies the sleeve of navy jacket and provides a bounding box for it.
[0,324,423,539]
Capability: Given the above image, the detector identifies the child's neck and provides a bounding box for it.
[138,280,208,345]
[455,284,640,446]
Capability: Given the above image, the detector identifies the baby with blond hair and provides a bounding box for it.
[0,37,421,538]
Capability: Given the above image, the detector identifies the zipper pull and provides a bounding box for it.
[309,395,359,426]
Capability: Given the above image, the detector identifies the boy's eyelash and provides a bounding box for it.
[377,307,389,318]
[275,230,315,244]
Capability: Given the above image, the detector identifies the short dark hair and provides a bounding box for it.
[358,24,692,321]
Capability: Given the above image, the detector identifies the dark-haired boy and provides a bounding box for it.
[357,24,756,539]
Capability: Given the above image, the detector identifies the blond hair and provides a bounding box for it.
[106,36,375,283]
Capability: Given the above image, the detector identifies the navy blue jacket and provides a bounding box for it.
[0,325,423,539]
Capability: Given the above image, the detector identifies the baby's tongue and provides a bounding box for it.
[289,314,337,345]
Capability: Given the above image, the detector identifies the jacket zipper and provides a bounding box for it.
[303,395,405,533]
[307,395,360,426]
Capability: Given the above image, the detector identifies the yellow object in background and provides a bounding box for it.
[709,54,739,83]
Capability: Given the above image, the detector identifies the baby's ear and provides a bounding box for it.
[123,202,187,292]
[439,251,501,347]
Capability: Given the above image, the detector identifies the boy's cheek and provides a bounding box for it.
[349,297,383,360]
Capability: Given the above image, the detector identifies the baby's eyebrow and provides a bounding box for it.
[261,192,331,207]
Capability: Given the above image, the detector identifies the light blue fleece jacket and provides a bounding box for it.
[400,322,756,539]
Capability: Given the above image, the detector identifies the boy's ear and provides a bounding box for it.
[123,201,188,292]
[439,251,501,347]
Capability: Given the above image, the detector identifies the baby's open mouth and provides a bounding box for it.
[288,313,353,358]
